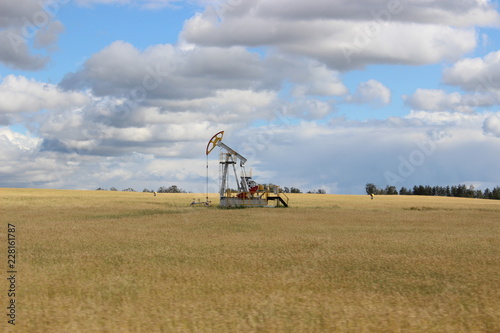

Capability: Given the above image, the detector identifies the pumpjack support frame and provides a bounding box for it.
[206,131,288,208]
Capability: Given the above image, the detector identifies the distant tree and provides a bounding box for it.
[290,187,301,193]
[432,186,438,196]
[283,187,290,193]
[317,189,326,194]
[460,184,468,197]
[412,185,425,195]
[425,185,433,196]
[365,183,378,195]
[393,183,499,200]
[385,185,398,195]
[110,187,117,191]
[143,188,153,193]
[435,186,447,196]
[96,187,107,191]
[122,188,135,192]
[492,186,500,200]
[168,185,181,193]
[467,185,475,198]
[450,185,457,197]
[158,185,185,193]
[399,187,410,195]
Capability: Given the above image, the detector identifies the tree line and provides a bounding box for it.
[279,187,326,194]
[96,185,187,193]
[365,183,500,200]
[96,185,328,194]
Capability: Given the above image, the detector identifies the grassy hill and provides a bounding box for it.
[1,188,499,332]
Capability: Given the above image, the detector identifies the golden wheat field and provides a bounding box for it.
[1,188,499,333]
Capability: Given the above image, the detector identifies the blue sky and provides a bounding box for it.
[1,0,500,194]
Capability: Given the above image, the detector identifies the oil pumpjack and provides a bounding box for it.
[206,131,289,207]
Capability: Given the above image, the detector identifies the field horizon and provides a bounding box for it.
[1,188,499,332]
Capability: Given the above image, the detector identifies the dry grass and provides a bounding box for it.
[1,188,499,332]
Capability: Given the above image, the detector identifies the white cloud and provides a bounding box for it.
[0,29,49,70]
[0,0,52,28]
[404,87,500,113]
[346,79,391,107]
[195,0,500,27]
[483,114,500,137]
[291,62,348,97]
[0,75,90,114]
[405,110,486,126]
[0,127,58,188]
[60,41,274,99]
[404,89,471,113]
[443,50,500,93]
[3,110,500,193]
[57,40,349,127]
[0,127,41,151]
[33,20,64,50]
[181,0,488,70]
[0,0,66,70]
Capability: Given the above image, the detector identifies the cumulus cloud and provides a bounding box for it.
[34,20,64,50]
[404,89,464,113]
[239,0,500,27]
[483,114,500,137]
[346,79,390,107]
[3,108,500,192]
[60,41,274,99]
[0,0,66,70]
[52,39,281,152]
[0,29,49,70]
[181,0,492,70]
[0,127,54,188]
[443,50,500,93]
[57,40,348,126]
[0,0,48,28]
[195,0,500,27]
[0,127,40,151]
[0,75,89,114]
[290,62,348,97]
